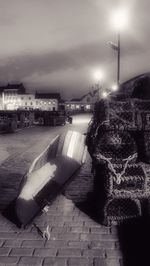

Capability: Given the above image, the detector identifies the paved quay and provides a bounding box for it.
[0,114,149,266]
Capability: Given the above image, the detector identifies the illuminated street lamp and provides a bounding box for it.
[110,7,129,85]
[102,91,108,98]
[92,69,105,99]
[93,70,104,83]
[111,84,118,92]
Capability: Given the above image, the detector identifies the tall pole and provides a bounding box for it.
[117,32,120,85]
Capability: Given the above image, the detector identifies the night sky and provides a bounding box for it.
[0,0,149,99]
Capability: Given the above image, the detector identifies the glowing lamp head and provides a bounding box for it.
[93,70,104,82]
[102,91,108,98]
[111,84,118,92]
[111,7,129,31]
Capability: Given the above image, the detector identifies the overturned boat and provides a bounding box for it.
[14,130,87,226]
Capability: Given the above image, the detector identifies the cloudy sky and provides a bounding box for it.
[0,0,149,99]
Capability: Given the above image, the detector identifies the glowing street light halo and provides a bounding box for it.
[111,84,118,92]
[109,6,129,85]
[102,91,108,99]
[92,69,106,100]
[111,7,129,31]
[93,69,105,83]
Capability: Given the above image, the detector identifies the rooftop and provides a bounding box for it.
[35,92,61,100]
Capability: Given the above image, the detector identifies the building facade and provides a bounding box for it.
[0,83,26,110]
[35,93,60,111]
[0,84,61,111]
[65,89,99,113]
[0,83,98,113]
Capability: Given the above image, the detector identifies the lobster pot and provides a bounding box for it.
[141,112,150,130]
[134,99,150,129]
[143,132,150,163]
[102,197,142,226]
[135,131,150,163]
[106,164,147,195]
[108,111,136,130]
[134,99,150,111]
[144,112,150,130]
[135,111,150,130]
[93,131,137,165]
[108,100,132,112]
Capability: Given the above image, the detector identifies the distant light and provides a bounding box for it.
[111,84,118,92]
[111,7,129,31]
[102,91,108,98]
[93,69,104,82]
[86,105,91,109]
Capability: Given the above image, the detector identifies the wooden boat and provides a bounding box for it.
[15,130,87,226]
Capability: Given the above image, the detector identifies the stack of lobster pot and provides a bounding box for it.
[86,98,150,226]
[133,99,150,163]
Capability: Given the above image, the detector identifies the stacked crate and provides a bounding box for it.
[86,98,150,225]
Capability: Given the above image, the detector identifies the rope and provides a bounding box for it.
[96,153,137,184]
[33,223,50,240]
[92,108,134,142]
[94,120,110,140]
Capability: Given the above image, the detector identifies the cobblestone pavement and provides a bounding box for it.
[0,114,148,266]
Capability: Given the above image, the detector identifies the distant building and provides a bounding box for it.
[65,89,99,113]
[0,83,99,113]
[17,94,36,110]
[0,83,28,110]
[0,83,26,95]
[35,92,61,111]
[0,84,61,111]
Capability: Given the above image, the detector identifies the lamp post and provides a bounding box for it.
[117,32,120,85]
[110,7,128,86]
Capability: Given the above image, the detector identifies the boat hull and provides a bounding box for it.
[15,130,87,226]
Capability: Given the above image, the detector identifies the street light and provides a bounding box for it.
[111,84,118,92]
[93,70,104,82]
[110,7,129,85]
[102,91,109,99]
[92,69,105,99]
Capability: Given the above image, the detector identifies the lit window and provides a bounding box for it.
[71,104,75,109]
